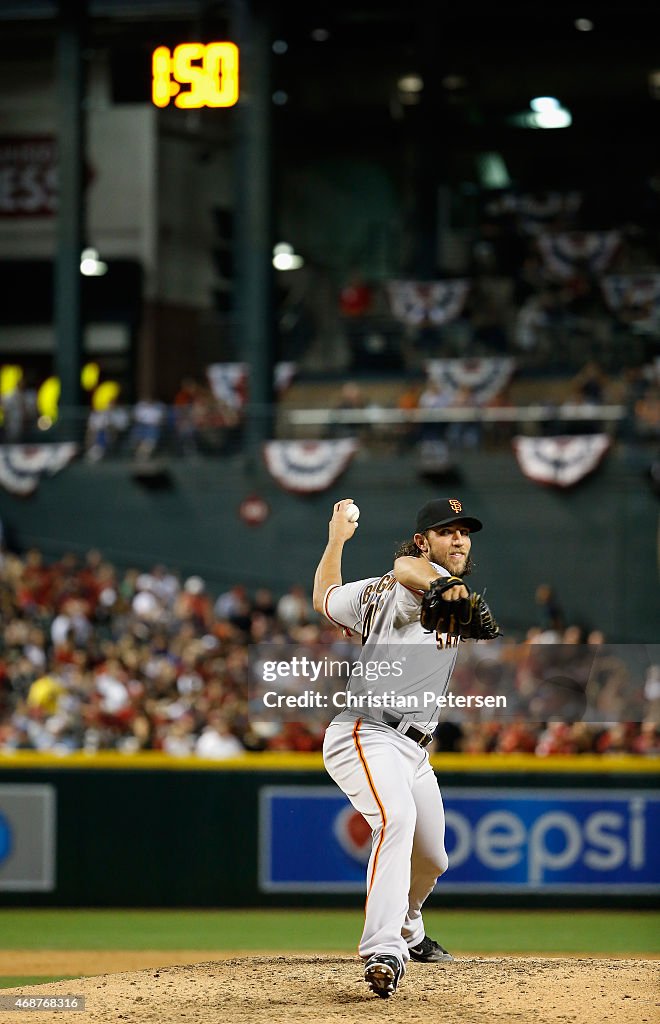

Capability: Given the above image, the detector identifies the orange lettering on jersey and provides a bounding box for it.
[448,499,462,514]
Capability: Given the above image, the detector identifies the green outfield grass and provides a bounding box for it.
[0,978,77,989]
[0,908,658,955]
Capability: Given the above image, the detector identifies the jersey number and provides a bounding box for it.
[362,602,377,644]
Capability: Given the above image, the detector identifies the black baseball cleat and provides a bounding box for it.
[409,936,454,963]
[364,954,402,998]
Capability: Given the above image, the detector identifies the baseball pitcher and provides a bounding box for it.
[313,496,499,998]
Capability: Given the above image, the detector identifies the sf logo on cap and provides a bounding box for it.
[449,499,462,514]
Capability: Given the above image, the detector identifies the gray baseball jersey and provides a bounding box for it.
[323,561,458,733]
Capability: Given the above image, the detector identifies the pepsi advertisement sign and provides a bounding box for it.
[259,786,660,894]
[0,784,56,891]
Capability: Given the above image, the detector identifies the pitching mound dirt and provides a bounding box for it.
[0,955,658,1024]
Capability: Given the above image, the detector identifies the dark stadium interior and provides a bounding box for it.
[0,1,658,762]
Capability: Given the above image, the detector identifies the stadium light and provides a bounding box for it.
[80,248,108,276]
[509,97,572,129]
[273,242,304,271]
[530,96,560,113]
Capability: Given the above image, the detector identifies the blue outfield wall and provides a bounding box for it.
[0,448,657,641]
[0,755,658,909]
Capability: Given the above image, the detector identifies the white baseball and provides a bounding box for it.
[345,503,360,523]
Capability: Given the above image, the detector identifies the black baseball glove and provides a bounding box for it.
[419,576,501,640]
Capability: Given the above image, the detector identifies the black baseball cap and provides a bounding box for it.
[415,498,483,534]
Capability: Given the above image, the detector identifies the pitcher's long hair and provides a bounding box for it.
[393,533,474,576]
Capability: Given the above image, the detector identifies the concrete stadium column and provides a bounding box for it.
[232,0,275,459]
[54,0,87,438]
[404,4,445,279]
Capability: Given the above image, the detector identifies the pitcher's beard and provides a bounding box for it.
[439,554,474,577]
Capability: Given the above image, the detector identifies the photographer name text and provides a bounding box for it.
[261,690,506,710]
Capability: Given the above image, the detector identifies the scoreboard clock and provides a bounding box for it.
[152,42,239,108]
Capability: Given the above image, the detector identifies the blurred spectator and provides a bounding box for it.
[336,380,367,411]
[85,399,130,461]
[174,576,213,630]
[596,722,634,755]
[558,359,612,435]
[214,584,250,621]
[27,674,65,715]
[129,398,168,460]
[446,385,482,450]
[632,721,660,756]
[267,720,324,752]
[329,380,369,441]
[634,385,660,440]
[643,664,660,719]
[395,380,423,450]
[514,288,563,353]
[94,658,131,715]
[121,712,156,753]
[417,377,451,444]
[534,583,565,638]
[535,721,574,756]
[1,378,37,441]
[563,624,588,645]
[51,598,93,648]
[172,377,201,455]
[253,587,276,618]
[397,381,422,413]
[194,383,243,453]
[570,359,608,405]
[276,584,312,629]
[162,713,198,756]
[495,719,538,753]
[195,711,244,758]
[339,272,374,318]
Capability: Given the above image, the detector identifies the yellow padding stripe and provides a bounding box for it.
[0,752,657,773]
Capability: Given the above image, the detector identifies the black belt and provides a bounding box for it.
[385,720,434,748]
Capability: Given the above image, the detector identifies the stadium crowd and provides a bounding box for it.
[1,546,658,759]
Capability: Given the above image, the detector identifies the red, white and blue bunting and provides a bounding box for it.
[207,362,248,409]
[263,439,359,494]
[512,434,611,489]
[483,190,582,236]
[386,280,470,327]
[601,274,660,325]
[536,231,621,281]
[424,358,515,405]
[207,361,298,409]
[0,443,78,497]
